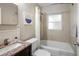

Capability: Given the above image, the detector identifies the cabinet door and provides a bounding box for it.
[2,5,18,25]
[14,45,32,56]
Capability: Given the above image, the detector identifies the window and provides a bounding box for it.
[48,14,62,30]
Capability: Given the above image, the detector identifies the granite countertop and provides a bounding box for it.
[0,41,31,56]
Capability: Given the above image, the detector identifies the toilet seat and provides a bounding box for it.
[33,49,51,56]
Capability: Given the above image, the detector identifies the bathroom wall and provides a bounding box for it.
[0,3,19,45]
[0,3,36,44]
[70,4,77,44]
[41,4,72,43]
[40,13,47,40]
[0,29,20,45]
[18,3,36,41]
[70,4,79,55]
[76,3,79,56]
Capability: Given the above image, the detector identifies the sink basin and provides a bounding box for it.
[25,38,38,43]
[0,43,22,55]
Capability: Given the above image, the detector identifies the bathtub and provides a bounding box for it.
[40,40,75,56]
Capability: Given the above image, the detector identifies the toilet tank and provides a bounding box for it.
[26,38,40,54]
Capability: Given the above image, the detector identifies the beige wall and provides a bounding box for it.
[47,12,71,43]
[70,4,79,55]
[18,3,36,41]
[0,3,36,44]
[40,13,47,40]
[41,4,71,43]
[70,4,77,44]
[0,29,19,45]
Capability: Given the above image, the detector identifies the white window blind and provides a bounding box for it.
[48,14,62,30]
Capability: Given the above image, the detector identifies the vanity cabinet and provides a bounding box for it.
[14,44,32,56]
[0,3,18,25]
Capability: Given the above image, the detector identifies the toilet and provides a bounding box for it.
[26,38,51,56]
[33,49,51,56]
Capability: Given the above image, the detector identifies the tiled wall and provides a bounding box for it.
[0,29,20,45]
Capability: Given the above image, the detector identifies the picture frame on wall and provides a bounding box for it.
[23,11,33,25]
[24,15,32,25]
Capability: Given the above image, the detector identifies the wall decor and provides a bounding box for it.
[24,17,32,25]
[23,11,32,25]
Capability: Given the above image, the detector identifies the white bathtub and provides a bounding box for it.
[40,40,75,56]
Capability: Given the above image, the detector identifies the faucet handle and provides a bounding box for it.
[4,38,9,45]
[14,37,18,39]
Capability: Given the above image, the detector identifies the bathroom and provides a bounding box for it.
[0,3,78,56]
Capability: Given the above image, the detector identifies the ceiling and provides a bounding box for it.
[38,3,57,7]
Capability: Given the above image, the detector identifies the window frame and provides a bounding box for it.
[47,14,62,30]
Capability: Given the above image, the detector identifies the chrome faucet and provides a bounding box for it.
[4,39,9,45]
